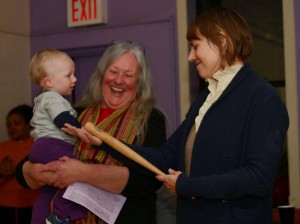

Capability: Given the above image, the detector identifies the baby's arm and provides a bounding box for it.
[62,123,102,145]
[53,111,81,129]
[54,110,101,145]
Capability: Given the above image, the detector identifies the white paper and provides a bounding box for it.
[63,182,126,224]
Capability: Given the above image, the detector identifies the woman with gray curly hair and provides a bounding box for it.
[17,41,168,224]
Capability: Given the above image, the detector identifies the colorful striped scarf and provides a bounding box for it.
[73,103,140,224]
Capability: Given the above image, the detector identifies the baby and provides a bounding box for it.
[28,49,86,224]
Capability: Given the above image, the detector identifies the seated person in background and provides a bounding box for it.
[0,104,40,224]
[28,49,87,224]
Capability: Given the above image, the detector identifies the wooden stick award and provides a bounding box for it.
[84,122,165,175]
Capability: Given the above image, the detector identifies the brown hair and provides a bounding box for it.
[187,7,253,68]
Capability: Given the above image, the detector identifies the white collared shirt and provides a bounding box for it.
[195,64,243,132]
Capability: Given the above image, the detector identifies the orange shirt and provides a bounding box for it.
[0,137,40,207]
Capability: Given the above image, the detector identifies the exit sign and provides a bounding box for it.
[67,0,107,27]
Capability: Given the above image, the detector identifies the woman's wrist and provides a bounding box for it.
[23,161,46,190]
[80,163,129,193]
[15,156,30,188]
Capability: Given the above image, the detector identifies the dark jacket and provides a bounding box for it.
[103,64,289,224]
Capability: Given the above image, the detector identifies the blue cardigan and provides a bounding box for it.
[103,64,289,224]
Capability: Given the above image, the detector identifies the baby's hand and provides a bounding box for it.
[62,123,102,145]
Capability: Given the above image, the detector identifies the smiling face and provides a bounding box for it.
[101,52,139,110]
[188,34,223,79]
[42,55,77,96]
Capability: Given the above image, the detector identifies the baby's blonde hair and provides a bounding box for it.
[29,49,70,85]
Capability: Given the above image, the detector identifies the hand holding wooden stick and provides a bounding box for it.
[84,122,165,175]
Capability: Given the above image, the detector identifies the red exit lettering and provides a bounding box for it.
[72,0,97,22]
